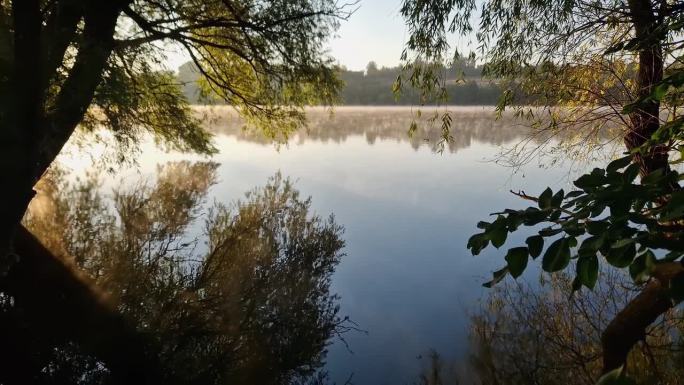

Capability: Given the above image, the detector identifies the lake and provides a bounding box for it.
[35,106,607,384]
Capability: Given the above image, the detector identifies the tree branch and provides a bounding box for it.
[601,262,684,373]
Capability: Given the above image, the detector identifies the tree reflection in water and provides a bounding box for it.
[412,271,684,385]
[10,161,347,385]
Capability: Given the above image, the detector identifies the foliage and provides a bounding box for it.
[468,152,684,291]
[399,0,684,289]
[466,56,684,291]
[114,0,350,143]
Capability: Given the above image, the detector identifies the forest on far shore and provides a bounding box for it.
[177,60,503,106]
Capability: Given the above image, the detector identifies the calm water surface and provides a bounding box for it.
[56,107,600,384]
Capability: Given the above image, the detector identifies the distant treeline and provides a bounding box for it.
[177,61,503,106]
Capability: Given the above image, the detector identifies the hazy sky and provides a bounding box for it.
[327,0,408,71]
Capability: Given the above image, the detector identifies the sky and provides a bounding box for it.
[327,0,408,71]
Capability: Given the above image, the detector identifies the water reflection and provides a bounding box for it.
[202,107,530,153]
[5,162,346,384]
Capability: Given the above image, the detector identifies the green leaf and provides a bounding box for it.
[476,221,491,229]
[577,255,599,289]
[467,233,489,255]
[664,250,683,262]
[565,190,584,199]
[542,238,571,272]
[484,216,508,249]
[622,163,640,183]
[574,168,605,189]
[579,235,604,256]
[505,247,529,278]
[539,227,562,237]
[664,191,684,219]
[483,267,508,288]
[629,251,656,283]
[611,238,635,249]
[526,235,544,258]
[606,243,636,268]
[641,169,665,185]
[551,189,564,208]
[586,221,608,236]
[571,276,582,292]
[521,207,549,225]
[604,41,625,55]
[606,155,633,173]
[652,83,669,101]
[538,187,553,209]
[488,226,507,248]
[590,203,607,218]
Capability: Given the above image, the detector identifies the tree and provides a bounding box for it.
[12,163,348,384]
[365,60,379,75]
[399,0,684,377]
[0,0,352,261]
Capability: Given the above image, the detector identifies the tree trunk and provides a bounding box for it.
[624,0,665,172]
[0,0,122,265]
[0,225,159,384]
[0,2,149,381]
[0,0,43,263]
[601,0,676,375]
[601,263,684,372]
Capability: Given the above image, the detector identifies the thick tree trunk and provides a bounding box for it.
[0,3,147,381]
[0,0,43,262]
[0,225,159,384]
[601,263,684,372]
[0,0,122,264]
[624,0,665,173]
[600,0,676,375]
